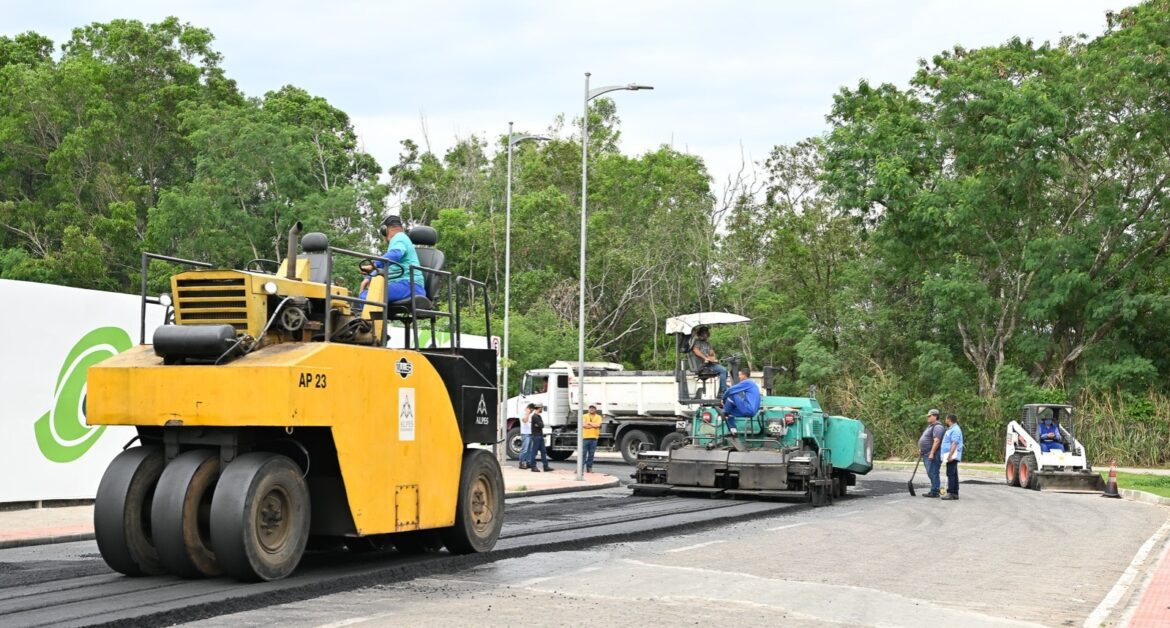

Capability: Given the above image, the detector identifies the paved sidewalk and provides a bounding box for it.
[0,465,617,550]
[1129,537,1170,627]
[501,464,619,497]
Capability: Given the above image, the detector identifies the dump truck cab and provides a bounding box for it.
[88,221,504,582]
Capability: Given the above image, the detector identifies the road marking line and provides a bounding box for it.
[886,499,908,505]
[767,522,808,532]
[665,540,727,553]
[316,615,394,628]
[835,510,864,517]
[1084,519,1170,627]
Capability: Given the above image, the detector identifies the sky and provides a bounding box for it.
[7,0,1122,190]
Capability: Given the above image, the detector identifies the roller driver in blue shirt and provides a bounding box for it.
[359,215,426,304]
[721,367,761,437]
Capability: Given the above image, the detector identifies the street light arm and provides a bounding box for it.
[509,134,551,147]
[587,83,654,101]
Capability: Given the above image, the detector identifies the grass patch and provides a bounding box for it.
[1111,472,1170,498]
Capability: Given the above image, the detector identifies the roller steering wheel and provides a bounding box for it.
[358,259,379,276]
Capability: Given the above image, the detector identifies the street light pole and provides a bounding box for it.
[576,73,653,481]
[500,123,549,466]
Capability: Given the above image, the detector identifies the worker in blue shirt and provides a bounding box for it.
[1037,411,1064,453]
[359,215,426,304]
[721,368,761,437]
[940,413,964,501]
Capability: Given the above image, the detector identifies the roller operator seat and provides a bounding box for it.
[299,232,331,284]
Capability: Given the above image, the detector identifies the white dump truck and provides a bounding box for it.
[504,361,692,464]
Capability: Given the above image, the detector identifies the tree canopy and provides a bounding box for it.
[4,6,1170,462]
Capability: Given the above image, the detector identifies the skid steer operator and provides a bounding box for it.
[359,215,426,304]
[721,368,761,437]
[1037,411,1064,453]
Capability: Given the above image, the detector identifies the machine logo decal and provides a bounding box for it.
[34,327,133,463]
[475,394,490,425]
[398,388,416,441]
[396,357,413,379]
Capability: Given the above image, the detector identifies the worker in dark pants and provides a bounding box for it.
[918,409,944,497]
[940,413,964,500]
[529,404,551,472]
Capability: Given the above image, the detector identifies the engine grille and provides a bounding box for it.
[174,277,249,330]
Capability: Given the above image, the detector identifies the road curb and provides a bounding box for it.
[1120,488,1170,507]
[506,478,620,498]
[0,532,95,550]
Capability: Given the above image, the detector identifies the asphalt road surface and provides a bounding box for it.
[1,464,1166,627]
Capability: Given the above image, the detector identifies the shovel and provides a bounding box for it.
[907,455,922,496]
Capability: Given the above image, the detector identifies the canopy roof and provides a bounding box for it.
[664,312,751,335]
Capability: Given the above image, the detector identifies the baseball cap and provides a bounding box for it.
[927,408,940,417]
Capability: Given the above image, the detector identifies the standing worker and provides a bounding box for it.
[582,404,602,473]
[918,409,945,498]
[529,403,551,472]
[940,413,964,501]
[518,404,534,469]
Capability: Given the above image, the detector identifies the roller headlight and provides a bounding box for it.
[264,281,278,295]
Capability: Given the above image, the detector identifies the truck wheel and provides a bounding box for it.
[1005,454,1021,487]
[547,450,573,461]
[94,446,166,576]
[659,432,687,452]
[441,449,505,554]
[210,453,310,581]
[506,426,522,460]
[618,429,654,465]
[152,449,222,578]
[1020,455,1039,490]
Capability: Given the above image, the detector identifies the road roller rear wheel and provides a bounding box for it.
[94,446,166,576]
[151,449,221,578]
[210,453,310,581]
[441,449,504,554]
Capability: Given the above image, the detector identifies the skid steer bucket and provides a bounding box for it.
[1037,471,1106,493]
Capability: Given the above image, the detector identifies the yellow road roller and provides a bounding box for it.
[87,222,503,581]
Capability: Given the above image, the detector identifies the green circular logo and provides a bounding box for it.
[34,327,133,463]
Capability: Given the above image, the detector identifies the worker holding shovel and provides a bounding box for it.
[917,409,945,497]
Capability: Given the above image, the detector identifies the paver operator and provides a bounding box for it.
[721,368,761,437]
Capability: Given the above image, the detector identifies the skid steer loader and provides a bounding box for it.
[1004,404,1106,493]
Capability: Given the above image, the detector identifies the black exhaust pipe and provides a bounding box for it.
[285,221,303,280]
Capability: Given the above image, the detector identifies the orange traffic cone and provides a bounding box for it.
[1102,460,1121,498]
